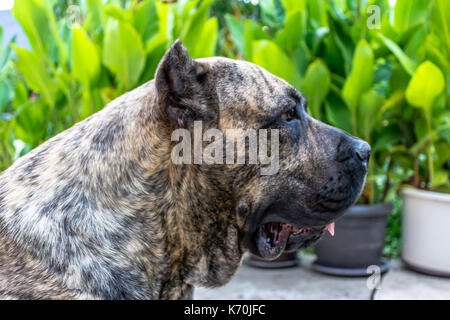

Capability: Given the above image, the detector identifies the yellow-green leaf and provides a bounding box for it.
[133,0,159,44]
[103,19,145,91]
[13,46,55,106]
[393,0,428,35]
[301,59,330,120]
[190,17,218,58]
[342,40,374,112]
[431,0,450,57]
[379,34,416,76]
[431,169,448,188]
[359,90,385,140]
[406,61,445,109]
[274,10,304,54]
[12,0,50,55]
[251,40,302,89]
[72,27,100,88]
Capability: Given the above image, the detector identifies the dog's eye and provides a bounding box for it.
[281,107,299,122]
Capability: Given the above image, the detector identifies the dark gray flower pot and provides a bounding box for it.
[312,203,392,276]
[246,251,299,269]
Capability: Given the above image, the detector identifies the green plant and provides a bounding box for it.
[378,0,450,193]
[2,0,219,171]
[0,26,18,171]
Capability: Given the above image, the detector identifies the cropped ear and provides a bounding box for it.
[155,39,212,128]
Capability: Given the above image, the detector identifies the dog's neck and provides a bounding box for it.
[129,85,243,298]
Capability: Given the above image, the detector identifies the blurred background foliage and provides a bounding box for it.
[0,0,449,257]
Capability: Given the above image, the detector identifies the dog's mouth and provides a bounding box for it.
[256,221,335,260]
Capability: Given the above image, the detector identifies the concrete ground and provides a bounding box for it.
[194,254,450,300]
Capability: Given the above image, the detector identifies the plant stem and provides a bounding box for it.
[425,107,434,188]
[368,159,375,204]
[381,157,393,202]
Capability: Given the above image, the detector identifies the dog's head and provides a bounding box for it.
[155,40,370,261]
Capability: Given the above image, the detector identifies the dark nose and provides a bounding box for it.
[355,141,371,166]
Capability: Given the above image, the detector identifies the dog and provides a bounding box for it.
[0,40,370,299]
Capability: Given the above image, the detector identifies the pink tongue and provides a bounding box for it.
[326,222,335,236]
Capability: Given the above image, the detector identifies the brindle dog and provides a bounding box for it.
[0,40,370,299]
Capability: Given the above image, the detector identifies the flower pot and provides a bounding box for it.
[311,203,392,276]
[402,188,450,277]
[245,251,299,269]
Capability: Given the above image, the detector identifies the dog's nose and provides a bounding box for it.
[354,141,371,167]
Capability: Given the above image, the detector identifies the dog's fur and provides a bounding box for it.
[0,41,369,299]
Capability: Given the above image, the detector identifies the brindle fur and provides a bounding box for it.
[0,41,368,299]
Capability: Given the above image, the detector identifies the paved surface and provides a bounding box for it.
[194,254,450,300]
[375,260,450,300]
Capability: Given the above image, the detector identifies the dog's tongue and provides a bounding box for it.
[257,223,290,260]
[326,222,335,236]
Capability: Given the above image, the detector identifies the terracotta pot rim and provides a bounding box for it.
[402,187,450,204]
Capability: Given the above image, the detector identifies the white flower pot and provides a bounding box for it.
[402,188,450,277]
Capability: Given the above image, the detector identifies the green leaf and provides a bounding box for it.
[342,39,374,112]
[406,61,445,109]
[84,0,106,34]
[103,19,145,91]
[12,0,50,55]
[291,42,311,76]
[358,90,385,140]
[274,10,304,54]
[301,59,330,120]
[133,0,159,44]
[14,100,48,146]
[155,0,175,43]
[190,17,218,58]
[244,20,270,60]
[0,81,13,113]
[180,0,214,55]
[140,39,167,84]
[71,27,100,88]
[371,126,403,153]
[393,0,428,35]
[430,0,450,57]
[438,120,450,144]
[425,34,449,75]
[434,139,450,167]
[105,5,131,23]
[12,80,28,111]
[308,0,328,28]
[12,45,56,106]
[0,28,15,73]
[431,169,448,188]
[327,11,353,74]
[259,0,285,30]
[251,40,302,89]
[281,0,306,14]
[225,14,245,55]
[378,34,416,76]
[325,94,352,133]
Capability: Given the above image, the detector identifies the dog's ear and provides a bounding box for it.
[155,39,212,128]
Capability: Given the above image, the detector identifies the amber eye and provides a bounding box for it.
[281,106,298,122]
